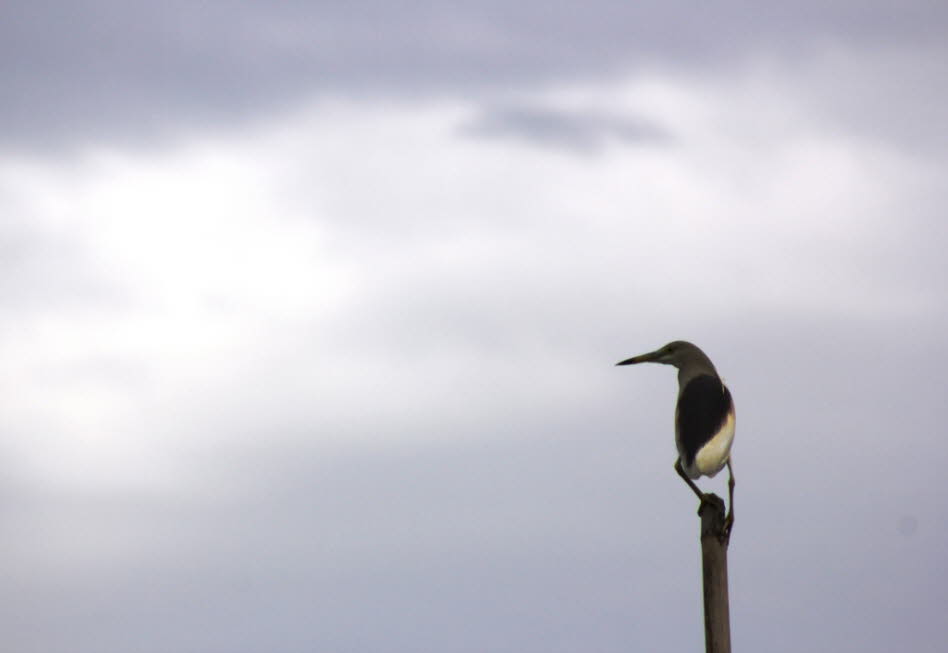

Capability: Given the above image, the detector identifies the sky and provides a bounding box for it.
[2,2,947,651]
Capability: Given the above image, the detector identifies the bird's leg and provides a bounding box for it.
[724,458,735,536]
[674,459,706,501]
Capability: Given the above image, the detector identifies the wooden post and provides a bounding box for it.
[698,494,731,653]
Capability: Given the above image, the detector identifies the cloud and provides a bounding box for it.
[2,73,943,478]
[459,105,670,153]
[3,1,947,152]
[0,66,946,652]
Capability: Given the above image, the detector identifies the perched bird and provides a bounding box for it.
[617,341,735,531]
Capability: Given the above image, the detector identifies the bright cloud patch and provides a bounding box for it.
[0,70,941,495]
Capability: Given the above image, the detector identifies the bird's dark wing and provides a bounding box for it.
[676,374,733,467]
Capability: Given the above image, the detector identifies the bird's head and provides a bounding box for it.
[615,340,709,371]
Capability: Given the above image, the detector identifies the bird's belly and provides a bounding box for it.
[679,411,735,479]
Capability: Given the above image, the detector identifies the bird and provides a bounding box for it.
[616,340,735,532]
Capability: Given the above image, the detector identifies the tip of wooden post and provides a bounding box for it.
[698,493,729,543]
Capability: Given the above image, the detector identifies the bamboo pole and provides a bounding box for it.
[698,494,731,653]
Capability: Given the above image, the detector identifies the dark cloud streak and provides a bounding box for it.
[460,105,671,153]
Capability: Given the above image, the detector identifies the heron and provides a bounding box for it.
[617,340,735,532]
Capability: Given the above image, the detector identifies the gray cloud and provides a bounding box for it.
[3,1,947,152]
[2,313,946,653]
[459,105,671,153]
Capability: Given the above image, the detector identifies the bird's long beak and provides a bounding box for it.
[615,349,662,366]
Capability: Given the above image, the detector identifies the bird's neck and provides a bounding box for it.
[677,360,718,388]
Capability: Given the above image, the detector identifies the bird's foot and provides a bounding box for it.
[723,511,734,538]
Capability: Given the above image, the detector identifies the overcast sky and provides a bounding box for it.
[2,2,947,652]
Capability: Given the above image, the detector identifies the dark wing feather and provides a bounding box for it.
[676,374,733,466]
